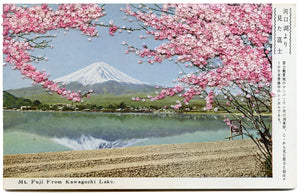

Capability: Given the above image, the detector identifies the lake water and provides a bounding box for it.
[3,111,258,155]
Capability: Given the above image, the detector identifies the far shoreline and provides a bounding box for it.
[2,109,272,116]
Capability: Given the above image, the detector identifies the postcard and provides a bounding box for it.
[1,2,297,190]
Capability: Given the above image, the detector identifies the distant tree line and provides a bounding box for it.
[3,91,269,114]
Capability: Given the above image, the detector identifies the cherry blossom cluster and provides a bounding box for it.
[205,91,214,110]
[132,85,184,108]
[3,4,105,102]
[109,25,118,36]
[3,4,104,36]
[152,85,184,100]
[123,4,272,109]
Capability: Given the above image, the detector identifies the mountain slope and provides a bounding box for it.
[6,86,48,97]
[3,91,32,108]
[54,62,149,86]
[7,62,156,97]
[63,80,155,95]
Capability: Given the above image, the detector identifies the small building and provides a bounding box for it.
[20,106,31,110]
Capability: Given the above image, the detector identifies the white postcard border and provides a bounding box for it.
[1,2,298,191]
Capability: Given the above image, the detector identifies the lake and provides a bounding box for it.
[3,111,262,155]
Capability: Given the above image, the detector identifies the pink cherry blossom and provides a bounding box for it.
[109,25,118,36]
[3,4,105,102]
[123,3,272,110]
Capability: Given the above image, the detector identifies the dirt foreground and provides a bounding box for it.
[3,139,266,178]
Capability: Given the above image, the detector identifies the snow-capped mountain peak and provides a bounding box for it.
[54,62,149,86]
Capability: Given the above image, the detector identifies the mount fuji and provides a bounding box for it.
[52,62,155,95]
[54,62,149,86]
[7,62,156,97]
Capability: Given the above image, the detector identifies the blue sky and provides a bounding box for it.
[3,4,187,90]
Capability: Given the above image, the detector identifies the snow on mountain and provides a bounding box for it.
[54,62,149,86]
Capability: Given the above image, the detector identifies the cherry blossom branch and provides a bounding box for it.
[3,3,107,102]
